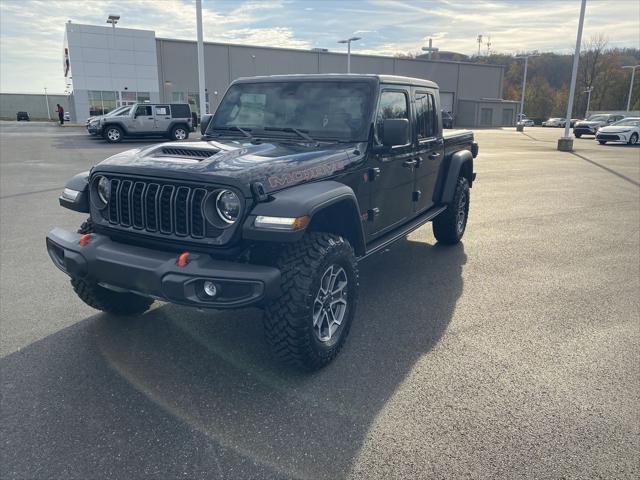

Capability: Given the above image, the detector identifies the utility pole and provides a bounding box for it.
[338,36,361,73]
[44,87,51,120]
[583,86,593,117]
[486,36,492,56]
[196,0,207,115]
[558,0,587,151]
[622,65,639,111]
[421,38,439,60]
[477,35,483,57]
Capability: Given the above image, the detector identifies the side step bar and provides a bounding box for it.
[360,205,447,260]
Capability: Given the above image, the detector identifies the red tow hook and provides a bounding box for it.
[177,252,190,267]
[79,233,91,247]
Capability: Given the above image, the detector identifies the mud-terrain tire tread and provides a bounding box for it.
[263,232,358,371]
[71,277,153,316]
[433,176,470,245]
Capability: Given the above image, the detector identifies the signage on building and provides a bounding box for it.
[63,48,70,77]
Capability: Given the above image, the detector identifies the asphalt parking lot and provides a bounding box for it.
[1,121,638,479]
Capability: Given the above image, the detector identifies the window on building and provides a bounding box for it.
[172,92,185,103]
[480,107,493,126]
[88,90,117,115]
[415,91,436,139]
[137,92,150,103]
[121,91,137,105]
[101,91,116,114]
[374,90,409,145]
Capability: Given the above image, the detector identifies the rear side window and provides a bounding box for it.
[375,90,409,145]
[415,91,437,139]
[171,104,191,118]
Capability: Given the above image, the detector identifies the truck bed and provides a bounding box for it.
[443,129,474,157]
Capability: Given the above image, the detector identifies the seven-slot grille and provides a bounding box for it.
[106,178,208,238]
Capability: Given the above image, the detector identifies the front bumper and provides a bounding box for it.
[596,132,628,142]
[574,126,597,135]
[46,228,281,309]
[86,124,101,134]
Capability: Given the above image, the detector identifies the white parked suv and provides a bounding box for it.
[542,117,566,127]
[595,117,640,145]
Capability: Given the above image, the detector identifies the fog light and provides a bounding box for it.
[203,281,218,297]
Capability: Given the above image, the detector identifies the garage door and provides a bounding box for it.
[440,92,454,113]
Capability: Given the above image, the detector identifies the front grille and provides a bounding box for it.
[597,134,620,140]
[106,178,208,239]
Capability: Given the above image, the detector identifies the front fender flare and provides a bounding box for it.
[243,181,365,253]
[59,171,90,212]
[440,150,474,204]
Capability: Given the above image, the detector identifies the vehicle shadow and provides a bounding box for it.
[1,236,466,479]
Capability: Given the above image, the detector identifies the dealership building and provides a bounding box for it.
[61,22,519,127]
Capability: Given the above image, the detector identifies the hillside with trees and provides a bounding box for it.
[471,37,639,120]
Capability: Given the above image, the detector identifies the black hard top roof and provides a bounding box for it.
[232,73,439,89]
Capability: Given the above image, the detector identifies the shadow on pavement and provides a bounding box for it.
[1,237,466,479]
[570,151,640,187]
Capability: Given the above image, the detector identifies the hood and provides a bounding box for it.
[92,138,364,196]
[597,124,632,133]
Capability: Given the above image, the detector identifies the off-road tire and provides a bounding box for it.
[433,176,470,245]
[170,125,189,141]
[104,125,123,143]
[264,232,359,371]
[598,140,607,145]
[574,132,582,138]
[628,133,638,145]
[71,277,153,316]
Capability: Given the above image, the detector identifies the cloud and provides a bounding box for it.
[1,0,638,93]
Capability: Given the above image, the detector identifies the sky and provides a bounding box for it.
[1,0,638,93]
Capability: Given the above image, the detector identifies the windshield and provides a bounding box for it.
[586,114,608,121]
[209,81,374,142]
[106,106,131,117]
[611,118,639,127]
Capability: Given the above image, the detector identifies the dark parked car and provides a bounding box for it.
[47,74,478,370]
[573,114,625,138]
[442,110,453,129]
[16,112,30,121]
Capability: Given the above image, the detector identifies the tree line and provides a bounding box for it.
[472,37,639,120]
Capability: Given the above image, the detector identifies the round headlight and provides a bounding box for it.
[215,190,241,224]
[97,176,110,204]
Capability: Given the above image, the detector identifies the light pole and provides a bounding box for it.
[337,36,361,73]
[622,65,639,112]
[558,0,587,151]
[196,0,207,115]
[583,86,593,117]
[106,14,119,30]
[44,87,51,120]
[515,54,538,124]
[421,38,438,60]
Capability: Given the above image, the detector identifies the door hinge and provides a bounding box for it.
[367,207,380,221]
[365,167,381,182]
[412,190,422,202]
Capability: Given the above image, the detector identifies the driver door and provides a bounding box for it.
[131,105,154,133]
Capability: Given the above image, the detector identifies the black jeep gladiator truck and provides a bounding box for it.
[47,74,478,370]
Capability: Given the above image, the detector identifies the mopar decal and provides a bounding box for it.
[267,159,349,188]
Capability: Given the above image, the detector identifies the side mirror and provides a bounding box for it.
[200,114,213,135]
[382,118,409,147]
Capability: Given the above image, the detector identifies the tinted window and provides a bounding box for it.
[155,105,169,116]
[612,118,639,126]
[212,81,373,141]
[415,91,436,139]
[375,90,409,144]
[170,104,191,118]
[135,105,152,116]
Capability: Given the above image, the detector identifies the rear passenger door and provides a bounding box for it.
[412,88,444,213]
[153,105,171,133]
[368,87,416,237]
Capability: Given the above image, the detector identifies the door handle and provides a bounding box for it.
[429,152,441,160]
[403,159,417,168]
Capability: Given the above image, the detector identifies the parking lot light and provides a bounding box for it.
[338,36,361,73]
[622,65,639,112]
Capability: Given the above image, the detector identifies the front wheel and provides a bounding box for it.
[574,133,582,138]
[170,125,189,141]
[104,125,123,143]
[433,176,470,245]
[263,233,359,371]
[598,140,607,145]
[71,278,153,315]
[628,133,638,145]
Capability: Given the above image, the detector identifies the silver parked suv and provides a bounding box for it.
[100,103,192,143]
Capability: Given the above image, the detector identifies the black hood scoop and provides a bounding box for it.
[155,145,219,160]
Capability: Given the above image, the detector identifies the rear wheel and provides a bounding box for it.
[170,125,189,141]
[263,232,358,371]
[433,176,470,245]
[628,133,638,145]
[71,278,153,316]
[104,125,123,143]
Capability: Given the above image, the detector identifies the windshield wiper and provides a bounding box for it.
[263,127,318,144]
[210,125,257,142]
